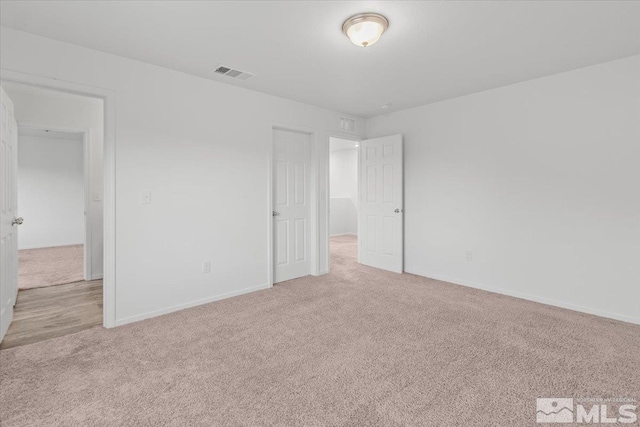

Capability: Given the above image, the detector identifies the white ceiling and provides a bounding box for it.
[4,81,96,140]
[1,1,639,118]
[18,126,83,141]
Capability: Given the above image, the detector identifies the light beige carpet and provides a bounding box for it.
[1,235,638,426]
[18,244,84,289]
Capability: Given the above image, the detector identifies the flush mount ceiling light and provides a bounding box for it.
[342,13,389,47]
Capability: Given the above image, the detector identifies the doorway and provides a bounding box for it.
[0,82,105,349]
[329,137,360,269]
[270,130,405,285]
[17,126,88,289]
[328,134,405,274]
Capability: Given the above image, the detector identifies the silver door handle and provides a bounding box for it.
[272,211,280,216]
[12,217,23,226]
[394,209,402,213]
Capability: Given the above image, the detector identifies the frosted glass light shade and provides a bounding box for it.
[342,13,389,47]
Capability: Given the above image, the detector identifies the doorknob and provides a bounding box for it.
[394,208,402,213]
[272,211,280,217]
[12,217,23,226]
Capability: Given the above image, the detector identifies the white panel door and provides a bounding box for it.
[0,87,19,341]
[359,134,403,273]
[273,129,311,283]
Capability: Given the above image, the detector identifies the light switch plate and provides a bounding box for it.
[141,190,151,204]
[202,261,211,274]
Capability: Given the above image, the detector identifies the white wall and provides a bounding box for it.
[329,148,358,236]
[5,85,104,279]
[18,132,84,249]
[367,55,640,324]
[6,27,633,327]
[0,27,365,325]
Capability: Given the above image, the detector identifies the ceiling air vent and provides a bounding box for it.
[214,65,256,80]
[339,116,356,133]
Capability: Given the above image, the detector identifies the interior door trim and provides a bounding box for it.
[1,68,117,328]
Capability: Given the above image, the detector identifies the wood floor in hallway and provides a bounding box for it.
[0,280,103,350]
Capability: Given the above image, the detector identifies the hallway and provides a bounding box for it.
[329,234,357,270]
[18,244,84,289]
[0,280,103,350]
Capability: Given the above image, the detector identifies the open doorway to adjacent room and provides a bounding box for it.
[0,82,105,349]
[328,137,359,269]
[17,126,88,289]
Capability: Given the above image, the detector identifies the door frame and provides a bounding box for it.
[268,123,319,286]
[1,68,117,328]
[326,135,362,273]
[16,123,96,281]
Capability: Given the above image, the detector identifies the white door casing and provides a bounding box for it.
[1,69,115,328]
[0,86,18,341]
[359,134,403,273]
[273,128,311,283]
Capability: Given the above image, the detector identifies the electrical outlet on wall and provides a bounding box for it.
[202,261,211,274]
[466,251,473,262]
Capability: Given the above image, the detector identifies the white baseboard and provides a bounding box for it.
[114,282,271,327]
[90,274,103,281]
[329,232,357,237]
[406,268,640,326]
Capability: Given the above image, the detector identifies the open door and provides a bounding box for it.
[1,86,19,341]
[358,134,403,273]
